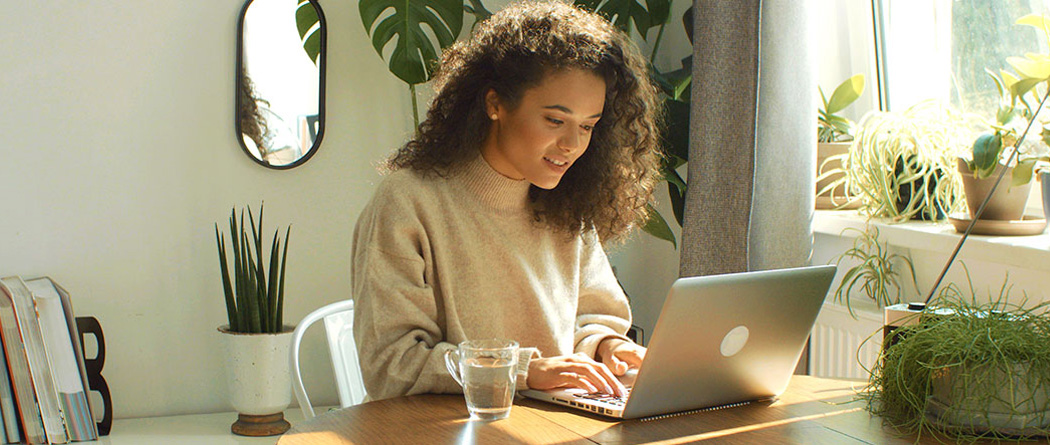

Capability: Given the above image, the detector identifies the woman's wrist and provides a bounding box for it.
[596,337,626,361]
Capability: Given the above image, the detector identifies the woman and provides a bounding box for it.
[352,0,662,401]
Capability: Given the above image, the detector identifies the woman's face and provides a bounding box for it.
[482,68,606,190]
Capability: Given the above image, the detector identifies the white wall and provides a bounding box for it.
[0,0,689,418]
[0,0,413,418]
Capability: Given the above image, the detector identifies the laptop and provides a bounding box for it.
[521,265,836,419]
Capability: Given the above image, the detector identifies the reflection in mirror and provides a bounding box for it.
[236,0,326,169]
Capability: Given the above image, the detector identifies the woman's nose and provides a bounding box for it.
[558,129,581,152]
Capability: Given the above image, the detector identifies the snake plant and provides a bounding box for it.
[215,204,291,334]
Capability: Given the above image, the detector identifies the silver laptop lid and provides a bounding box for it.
[621,265,835,419]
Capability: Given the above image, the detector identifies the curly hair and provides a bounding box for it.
[238,68,271,155]
[386,0,663,242]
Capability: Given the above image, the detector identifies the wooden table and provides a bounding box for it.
[278,376,1044,444]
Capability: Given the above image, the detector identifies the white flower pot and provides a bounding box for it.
[218,325,294,436]
[927,361,1050,436]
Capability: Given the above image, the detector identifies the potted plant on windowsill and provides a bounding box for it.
[214,204,293,436]
[816,74,865,210]
[956,14,1050,229]
[838,100,975,222]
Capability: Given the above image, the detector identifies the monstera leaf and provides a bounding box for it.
[574,0,670,40]
[295,0,322,65]
[360,0,465,85]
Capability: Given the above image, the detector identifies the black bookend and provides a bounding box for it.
[75,317,112,436]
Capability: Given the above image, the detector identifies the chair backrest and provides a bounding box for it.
[290,299,367,419]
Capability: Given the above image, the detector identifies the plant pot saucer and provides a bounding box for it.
[947,212,1047,236]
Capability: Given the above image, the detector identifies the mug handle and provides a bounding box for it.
[443,349,464,387]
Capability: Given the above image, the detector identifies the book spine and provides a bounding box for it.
[0,279,46,444]
[0,340,22,444]
[5,278,66,444]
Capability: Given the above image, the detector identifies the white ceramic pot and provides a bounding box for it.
[218,325,294,416]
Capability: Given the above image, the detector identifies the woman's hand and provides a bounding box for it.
[526,354,628,397]
[596,337,646,376]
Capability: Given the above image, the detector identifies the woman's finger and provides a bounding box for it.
[616,345,646,368]
[561,372,598,393]
[568,360,625,397]
[604,353,628,375]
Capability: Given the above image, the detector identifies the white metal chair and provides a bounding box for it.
[290,299,367,418]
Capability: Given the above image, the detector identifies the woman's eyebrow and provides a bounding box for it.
[543,104,602,118]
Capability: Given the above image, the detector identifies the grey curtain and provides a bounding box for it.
[680,0,816,277]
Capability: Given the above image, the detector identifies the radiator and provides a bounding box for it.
[810,303,883,380]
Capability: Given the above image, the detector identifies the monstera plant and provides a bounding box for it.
[295,0,323,65]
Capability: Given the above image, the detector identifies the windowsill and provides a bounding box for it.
[813,210,1050,269]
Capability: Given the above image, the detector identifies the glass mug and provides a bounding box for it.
[443,339,519,420]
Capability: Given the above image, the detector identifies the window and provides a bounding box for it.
[817,0,1049,215]
[876,0,1046,114]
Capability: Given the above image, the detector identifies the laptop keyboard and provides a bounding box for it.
[574,387,632,407]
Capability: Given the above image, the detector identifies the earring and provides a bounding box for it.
[490,114,498,120]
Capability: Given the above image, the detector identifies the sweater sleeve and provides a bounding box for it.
[351,184,460,401]
[573,231,633,359]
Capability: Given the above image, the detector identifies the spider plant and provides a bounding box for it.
[831,225,917,317]
[834,101,978,221]
[215,204,291,334]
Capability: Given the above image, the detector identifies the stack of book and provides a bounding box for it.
[0,277,98,444]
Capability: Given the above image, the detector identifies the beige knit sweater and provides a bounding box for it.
[352,154,632,401]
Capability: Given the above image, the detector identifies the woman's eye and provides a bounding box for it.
[546,117,564,125]
[581,124,594,132]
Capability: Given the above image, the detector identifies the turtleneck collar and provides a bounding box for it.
[454,153,532,213]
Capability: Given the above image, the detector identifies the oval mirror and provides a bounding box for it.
[236,0,326,169]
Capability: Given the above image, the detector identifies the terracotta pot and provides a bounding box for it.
[218,325,294,436]
[957,158,1032,221]
[816,141,860,209]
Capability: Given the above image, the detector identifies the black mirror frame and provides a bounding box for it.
[235,0,327,170]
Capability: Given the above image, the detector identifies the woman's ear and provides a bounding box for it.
[485,89,500,120]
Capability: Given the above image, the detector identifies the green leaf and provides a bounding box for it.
[667,179,685,228]
[648,0,671,27]
[1012,159,1037,187]
[360,0,464,85]
[277,226,290,331]
[216,226,237,331]
[662,160,686,190]
[825,74,865,115]
[1007,55,1050,82]
[987,69,1007,101]
[464,0,493,24]
[971,133,1001,176]
[575,0,668,38]
[662,98,690,161]
[673,74,692,101]
[1015,13,1050,30]
[248,205,269,332]
[640,203,676,248]
[267,230,281,333]
[1009,76,1044,98]
[295,0,322,65]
